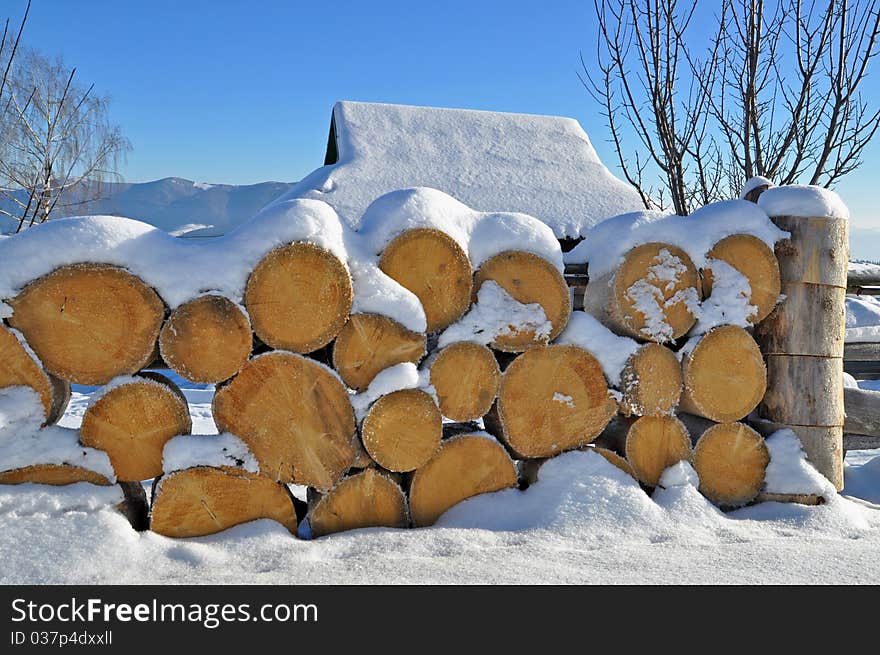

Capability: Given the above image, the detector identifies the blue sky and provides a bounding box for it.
[16,0,880,229]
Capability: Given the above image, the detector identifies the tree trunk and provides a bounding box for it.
[618,342,682,416]
[6,264,165,385]
[624,415,692,487]
[149,466,298,538]
[760,355,845,426]
[753,283,845,357]
[703,234,781,324]
[472,250,571,351]
[212,352,356,490]
[308,468,409,537]
[245,242,352,353]
[680,325,767,422]
[159,294,252,384]
[0,325,70,424]
[485,345,617,458]
[581,242,701,342]
[378,227,472,333]
[331,313,426,391]
[408,434,517,527]
[80,372,192,482]
[360,389,442,472]
[428,341,500,421]
[693,422,769,507]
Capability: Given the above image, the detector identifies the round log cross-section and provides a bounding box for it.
[308,468,409,537]
[0,325,70,424]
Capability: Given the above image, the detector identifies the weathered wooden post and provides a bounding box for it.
[752,187,849,489]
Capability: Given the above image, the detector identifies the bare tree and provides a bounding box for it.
[584,0,880,214]
[0,47,130,232]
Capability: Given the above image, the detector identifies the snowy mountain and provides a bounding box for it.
[0,177,295,237]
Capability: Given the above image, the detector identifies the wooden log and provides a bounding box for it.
[149,466,299,538]
[472,250,571,351]
[80,373,192,482]
[843,387,880,438]
[409,434,517,527]
[378,228,472,333]
[429,341,500,421]
[158,294,252,384]
[581,242,701,342]
[308,468,409,537]
[755,492,824,505]
[485,345,617,458]
[693,422,769,507]
[751,419,843,486]
[680,325,767,422]
[769,216,848,287]
[624,415,692,487]
[331,313,426,391]
[0,325,70,424]
[843,433,880,451]
[589,446,637,479]
[703,234,781,324]
[844,342,880,361]
[213,352,356,490]
[760,355,844,426]
[6,264,165,385]
[244,242,352,353]
[618,342,682,416]
[0,464,111,485]
[361,389,442,472]
[348,436,375,470]
[753,282,845,357]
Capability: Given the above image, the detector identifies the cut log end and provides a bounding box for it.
[0,464,112,486]
[619,342,682,416]
[693,422,769,507]
[80,373,192,482]
[704,234,781,324]
[0,325,70,424]
[213,352,355,490]
[7,264,165,385]
[494,345,617,458]
[680,325,767,423]
[473,250,570,351]
[332,313,426,391]
[159,295,252,384]
[361,389,442,472]
[429,341,500,421]
[245,242,352,353]
[409,435,517,527]
[308,468,408,537]
[589,446,636,479]
[624,415,692,487]
[379,228,472,333]
[149,466,298,538]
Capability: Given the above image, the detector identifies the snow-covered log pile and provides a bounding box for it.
[0,183,849,538]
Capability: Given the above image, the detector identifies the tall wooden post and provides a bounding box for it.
[754,210,848,489]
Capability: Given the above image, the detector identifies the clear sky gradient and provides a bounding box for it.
[16,0,880,229]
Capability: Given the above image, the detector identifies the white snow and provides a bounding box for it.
[846,295,880,342]
[763,429,830,496]
[350,362,422,420]
[162,433,259,474]
[740,176,774,199]
[348,257,427,333]
[437,281,552,349]
[657,461,701,489]
[554,311,639,386]
[758,185,850,220]
[278,101,643,238]
[690,258,757,334]
[564,200,788,276]
[552,392,575,408]
[843,372,860,389]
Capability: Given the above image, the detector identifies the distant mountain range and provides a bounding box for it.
[0,177,295,237]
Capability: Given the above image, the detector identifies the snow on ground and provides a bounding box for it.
[2,376,880,584]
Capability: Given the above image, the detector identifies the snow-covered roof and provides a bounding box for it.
[277,101,644,239]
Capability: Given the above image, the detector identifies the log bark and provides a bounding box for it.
[6,264,165,385]
[149,466,298,538]
[472,250,571,351]
[429,341,500,421]
[245,242,352,353]
[624,415,692,487]
[378,228,472,333]
[755,492,825,506]
[752,419,843,486]
[80,372,192,482]
[409,434,517,527]
[769,216,849,287]
[753,283,845,357]
[332,313,426,391]
[693,422,769,507]
[843,387,880,438]
[159,294,252,384]
[618,342,682,416]
[213,352,356,490]
[680,325,767,422]
[760,355,844,426]
[582,242,701,342]
[703,234,781,324]
[0,325,70,424]
[488,345,617,458]
[308,468,409,537]
[361,389,442,472]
